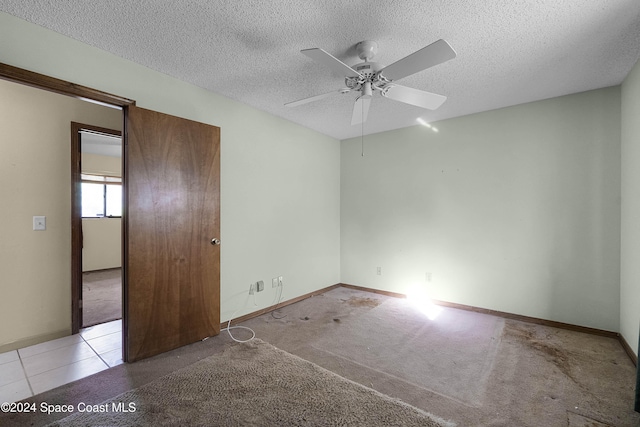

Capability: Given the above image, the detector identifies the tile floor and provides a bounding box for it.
[0,320,122,404]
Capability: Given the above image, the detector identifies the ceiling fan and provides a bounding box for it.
[285,39,457,125]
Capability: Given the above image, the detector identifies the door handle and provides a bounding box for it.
[211,238,221,246]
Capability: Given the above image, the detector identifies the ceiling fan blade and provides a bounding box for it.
[377,39,456,81]
[302,48,361,78]
[351,96,372,125]
[285,89,347,108]
[381,84,447,110]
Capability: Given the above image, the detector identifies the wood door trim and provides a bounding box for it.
[636,337,640,412]
[0,63,135,107]
[71,123,122,334]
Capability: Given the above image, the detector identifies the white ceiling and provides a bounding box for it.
[2,1,639,140]
[81,132,121,158]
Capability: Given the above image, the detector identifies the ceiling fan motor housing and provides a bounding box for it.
[354,62,379,78]
[346,62,382,91]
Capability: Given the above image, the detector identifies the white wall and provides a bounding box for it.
[0,79,122,350]
[0,12,341,347]
[341,87,621,332]
[621,58,640,357]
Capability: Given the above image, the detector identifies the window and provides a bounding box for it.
[81,174,122,217]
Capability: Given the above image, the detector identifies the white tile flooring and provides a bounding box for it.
[0,320,122,404]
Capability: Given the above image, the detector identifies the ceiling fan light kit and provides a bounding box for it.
[286,39,457,126]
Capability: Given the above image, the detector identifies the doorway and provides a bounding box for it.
[71,123,123,332]
[2,62,221,363]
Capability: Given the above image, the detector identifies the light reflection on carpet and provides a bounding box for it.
[312,299,504,407]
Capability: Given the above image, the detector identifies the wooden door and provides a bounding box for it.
[636,337,639,412]
[124,106,220,362]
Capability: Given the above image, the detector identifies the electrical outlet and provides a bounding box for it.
[257,280,264,292]
[278,276,283,286]
[272,278,278,288]
[426,272,432,282]
[249,283,255,295]
[376,267,382,275]
[33,216,46,231]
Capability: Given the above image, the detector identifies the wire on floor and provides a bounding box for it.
[220,290,258,343]
[221,320,256,343]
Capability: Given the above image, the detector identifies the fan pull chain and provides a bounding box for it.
[361,103,365,157]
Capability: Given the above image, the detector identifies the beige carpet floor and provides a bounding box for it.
[311,295,503,407]
[46,339,454,427]
[242,287,640,427]
[82,268,121,327]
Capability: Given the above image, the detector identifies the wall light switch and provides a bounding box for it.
[33,216,46,231]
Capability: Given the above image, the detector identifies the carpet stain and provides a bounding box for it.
[344,296,382,308]
[504,323,575,382]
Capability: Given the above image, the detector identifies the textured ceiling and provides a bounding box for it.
[1,1,639,140]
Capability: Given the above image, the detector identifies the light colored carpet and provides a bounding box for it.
[47,339,455,427]
[312,295,504,407]
[82,268,121,327]
[567,411,612,426]
[242,287,640,425]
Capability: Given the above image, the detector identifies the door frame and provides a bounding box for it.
[0,62,135,335]
[70,123,123,334]
[0,63,135,107]
[1,62,221,364]
[636,335,640,412]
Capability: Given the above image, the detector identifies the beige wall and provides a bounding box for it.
[0,78,122,350]
[341,87,621,332]
[621,58,640,357]
[81,153,122,272]
[0,12,341,349]
[82,152,121,177]
[82,218,121,272]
